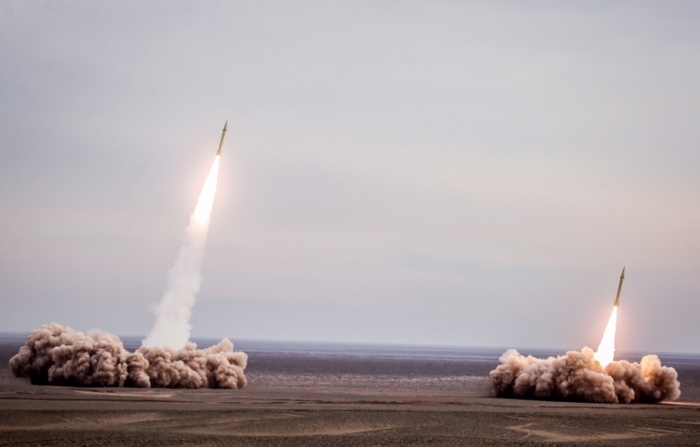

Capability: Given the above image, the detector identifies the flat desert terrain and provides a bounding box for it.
[2,338,699,446]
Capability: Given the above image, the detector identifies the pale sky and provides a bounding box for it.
[1,1,699,353]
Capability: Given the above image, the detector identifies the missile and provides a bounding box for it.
[613,266,625,307]
[216,121,228,156]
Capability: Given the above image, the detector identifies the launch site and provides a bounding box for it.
[2,336,700,446]
[2,1,700,445]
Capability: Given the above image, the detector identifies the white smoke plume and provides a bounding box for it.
[490,347,680,403]
[142,223,208,350]
[143,156,220,350]
[10,323,247,389]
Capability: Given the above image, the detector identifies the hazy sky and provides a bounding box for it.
[1,1,699,353]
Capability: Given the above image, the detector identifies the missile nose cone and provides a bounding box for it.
[223,121,228,131]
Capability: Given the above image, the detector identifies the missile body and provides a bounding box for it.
[216,121,228,156]
[613,266,625,307]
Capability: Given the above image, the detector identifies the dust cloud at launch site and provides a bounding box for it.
[10,323,247,389]
[489,270,680,404]
[489,347,680,404]
[10,125,248,389]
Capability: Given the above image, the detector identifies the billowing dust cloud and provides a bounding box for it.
[10,323,247,389]
[490,346,680,403]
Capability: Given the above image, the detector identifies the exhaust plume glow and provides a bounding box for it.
[594,305,618,368]
[143,154,221,350]
[193,155,221,225]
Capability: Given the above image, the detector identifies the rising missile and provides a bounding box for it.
[613,266,625,307]
[216,121,227,156]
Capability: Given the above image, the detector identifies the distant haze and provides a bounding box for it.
[1,1,699,353]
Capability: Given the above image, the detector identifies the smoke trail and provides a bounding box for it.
[143,156,220,350]
[10,323,247,389]
[489,347,680,403]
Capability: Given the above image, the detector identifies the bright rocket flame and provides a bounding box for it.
[192,155,221,225]
[594,305,618,368]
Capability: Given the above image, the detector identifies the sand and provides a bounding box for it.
[2,341,700,446]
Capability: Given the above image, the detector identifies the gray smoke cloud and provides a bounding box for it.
[10,323,247,389]
[490,347,680,403]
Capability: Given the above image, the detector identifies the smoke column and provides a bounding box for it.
[143,155,221,350]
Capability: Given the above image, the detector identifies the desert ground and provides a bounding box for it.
[2,339,699,446]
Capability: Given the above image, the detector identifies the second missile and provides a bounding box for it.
[216,121,228,156]
[613,266,625,307]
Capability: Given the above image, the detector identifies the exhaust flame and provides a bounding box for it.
[594,305,618,367]
[193,155,221,225]
[143,155,221,350]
